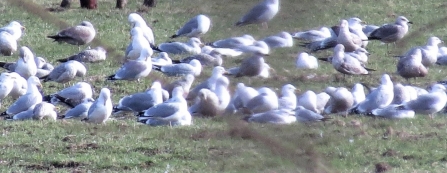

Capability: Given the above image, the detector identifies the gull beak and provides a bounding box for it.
[21,26,26,31]
[223,71,230,75]
[20,56,26,63]
[360,21,367,24]
[408,21,413,24]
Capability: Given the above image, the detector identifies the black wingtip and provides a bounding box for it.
[150,44,162,52]
[364,67,376,72]
[152,65,162,71]
[57,58,69,63]
[169,34,178,39]
[54,94,75,108]
[42,95,52,102]
[318,58,330,62]
[106,74,117,81]
[171,59,181,64]
[81,118,88,121]
[0,112,8,116]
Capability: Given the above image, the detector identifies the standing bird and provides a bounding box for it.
[126,27,153,60]
[402,36,443,67]
[235,0,279,28]
[47,21,96,47]
[86,88,113,124]
[397,49,427,81]
[367,16,412,51]
[107,48,152,81]
[128,13,155,46]
[350,74,394,114]
[331,44,373,76]
[337,20,363,52]
[14,46,37,79]
[170,14,211,39]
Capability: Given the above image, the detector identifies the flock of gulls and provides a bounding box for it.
[0,0,447,126]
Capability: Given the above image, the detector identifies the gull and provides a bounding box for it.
[235,0,279,28]
[163,74,195,98]
[151,52,172,66]
[57,46,107,63]
[396,49,427,81]
[351,83,365,106]
[235,41,270,55]
[15,46,37,79]
[261,31,293,48]
[291,27,333,42]
[153,59,201,77]
[172,51,223,67]
[201,46,243,57]
[347,17,368,47]
[212,77,231,111]
[296,52,318,69]
[401,36,443,67]
[188,89,221,117]
[125,27,153,59]
[295,106,330,122]
[297,90,319,113]
[86,88,113,124]
[208,34,256,49]
[62,98,94,119]
[244,109,296,124]
[331,44,373,76]
[278,84,297,111]
[153,38,202,55]
[337,19,363,52]
[350,74,394,114]
[44,82,93,108]
[107,48,152,81]
[47,21,96,46]
[0,31,17,56]
[400,84,447,118]
[0,76,42,116]
[391,83,411,104]
[42,60,87,84]
[324,87,353,116]
[128,13,155,46]
[138,87,191,126]
[226,62,273,79]
[170,14,211,38]
[368,16,412,49]
[186,66,226,100]
[226,55,266,78]
[113,81,164,114]
[370,104,415,119]
[244,87,278,114]
[301,17,366,52]
[33,102,57,120]
[0,21,25,40]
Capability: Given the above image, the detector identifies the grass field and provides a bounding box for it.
[2,0,447,172]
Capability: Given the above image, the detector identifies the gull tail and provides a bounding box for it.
[106,74,118,81]
[53,94,76,108]
[318,58,331,62]
[42,94,52,102]
[0,111,8,116]
[150,44,162,52]
[364,67,376,72]
[152,65,162,71]
[320,117,333,121]
[171,59,181,64]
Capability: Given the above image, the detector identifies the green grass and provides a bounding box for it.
[2,0,447,172]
